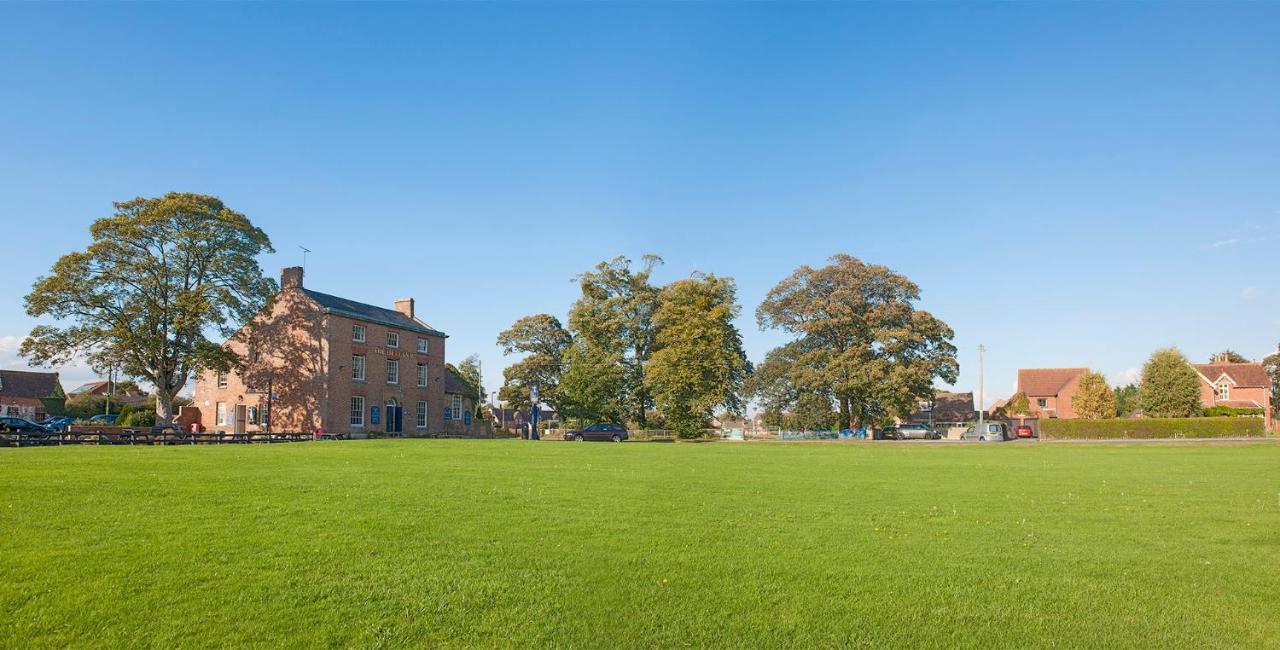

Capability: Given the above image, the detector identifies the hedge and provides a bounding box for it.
[1039,416,1265,440]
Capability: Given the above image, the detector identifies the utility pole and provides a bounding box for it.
[300,245,311,271]
[977,344,986,427]
[105,366,114,416]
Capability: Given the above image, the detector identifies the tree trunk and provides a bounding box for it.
[634,390,647,429]
[839,397,852,431]
[156,391,176,425]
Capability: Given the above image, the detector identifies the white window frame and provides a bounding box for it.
[1037,398,1048,408]
[450,395,463,421]
[352,324,366,343]
[417,363,428,387]
[216,372,228,389]
[417,338,428,354]
[216,401,227,425]
[386,359,399,385]
[352,355,366,382]
[1218,383,1230,401]
[386,332,399,349]
[350,396,365,427]
[416,400,427,429]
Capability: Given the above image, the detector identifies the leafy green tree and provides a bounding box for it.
[1138,348,1202,418]
[456,354,486,415]
[1210,350,1250,363]
[568,255,663,427]
[1264,345,1280,422]
[22,193,275,423]
[757,255,959,430]
[1073,371,1115,419]
[556,340,628,424]
[1114,383,1140,417]
[645,273,750,438]
[496,314,572,411]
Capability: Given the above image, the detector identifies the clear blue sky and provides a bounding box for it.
[1,3,1277,405]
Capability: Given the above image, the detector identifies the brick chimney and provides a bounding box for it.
[281,266,304,289]
[394,297,414,318]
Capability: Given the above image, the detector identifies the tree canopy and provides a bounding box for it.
[1072,371,1115,419]
[1138,348,1202,418]
[22,193,275,423]
[496,314,572,411]
[756,254,958,430]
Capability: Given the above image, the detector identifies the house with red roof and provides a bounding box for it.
[1016,368,1088,419]
[0,369,66,421]
[1192,358,1273,430]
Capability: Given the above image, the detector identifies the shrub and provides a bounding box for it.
[1201,406,1265,417]
[1139,348,1202,417]
[1040,417,1263,440]
[1073,371,1115,419]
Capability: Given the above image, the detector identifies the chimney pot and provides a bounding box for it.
[281,267,303,289]
[394,297,414,318]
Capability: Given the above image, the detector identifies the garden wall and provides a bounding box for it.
[1039,416,1265,440]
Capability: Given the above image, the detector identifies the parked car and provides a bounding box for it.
[40,416,75,432]
[0,416,53,433]
[1015,424,1034,439]
[88,414,119,424]
[877,425,898,440]
[894,423,941,440]
[961,422,1010,442]
[565,423,628,442]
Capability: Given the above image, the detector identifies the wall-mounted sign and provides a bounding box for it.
[371,405,380,425]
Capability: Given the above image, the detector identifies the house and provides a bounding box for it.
[442,366,488,435]
[190,267,448,435]
[1015,368,1088,419]
[1191,360,1273,430]
[490,402,558,433]
[0,369,66,420]
[909,391,976,428]
[68,380,149,405]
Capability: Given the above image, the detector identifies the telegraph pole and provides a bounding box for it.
[977,344,986,427]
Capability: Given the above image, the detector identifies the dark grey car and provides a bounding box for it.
[566,423,628,442]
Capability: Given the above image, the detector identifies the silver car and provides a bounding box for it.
[895,423,941,440]
[961,422,1009,442]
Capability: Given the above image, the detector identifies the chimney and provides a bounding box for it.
[394,297,414,318]
[281,266,304,289]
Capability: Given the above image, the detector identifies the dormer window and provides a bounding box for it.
[1217,383,1230,401]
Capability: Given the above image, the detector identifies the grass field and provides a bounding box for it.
[2,440,1279,648]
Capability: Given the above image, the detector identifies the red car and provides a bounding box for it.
[1015,425,1034,438]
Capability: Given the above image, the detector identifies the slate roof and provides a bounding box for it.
[930,391,976,422]
[302,289,447,338]
[1192,363,1270,387]
[0,369,64,402]
[70,380,109,395]
[1017,368,1087,397]
[444,366,473,396]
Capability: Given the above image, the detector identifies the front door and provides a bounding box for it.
[233,405,248,435]
[385,400,402,434]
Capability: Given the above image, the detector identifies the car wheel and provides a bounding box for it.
[611,434,621,443]
[577,434,586,442]
[979,436,986,442]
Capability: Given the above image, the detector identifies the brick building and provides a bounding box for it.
[0,369,65,420]
[1015,368,1088,419]
[191,267,448,435]
[1192,360,1273,431]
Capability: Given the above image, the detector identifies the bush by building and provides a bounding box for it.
[1040,416,1264,440]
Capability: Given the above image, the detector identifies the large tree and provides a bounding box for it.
[1072,371,1115,419]
[1138,348,1202,418]
[455,354,486,416]
[645,273,750,437]
[1114,383,1140,417]
[496,314,572,411]
[556,340,628,424]
[757,255,958,430]
[568,255,663,426]
[746,339,835,430]
[1264,345,1280,421]
[22,193,275,423]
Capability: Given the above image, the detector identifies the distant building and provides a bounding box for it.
[490,402,558,433]
[1191,360,1273,430]
[68,380,148,405]
[191,267,448,435]
[1015,368,1088,419]
[910,391,976,428]
[0,369,66,420]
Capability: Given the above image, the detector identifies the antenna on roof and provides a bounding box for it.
[300,246,311,271]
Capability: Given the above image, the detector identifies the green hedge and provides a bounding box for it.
[1201,405,1265,417]
[1040,416,1265,440]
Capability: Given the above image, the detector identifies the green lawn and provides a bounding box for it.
[2,440,1278,647]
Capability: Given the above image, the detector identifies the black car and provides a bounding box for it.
[0,416,52,433]
[565,423,628,442]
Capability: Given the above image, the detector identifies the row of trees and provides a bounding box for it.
[498,254,959,436]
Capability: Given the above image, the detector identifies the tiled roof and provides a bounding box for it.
[1017,368,1087,397]
[444,367,472,395]
[302,289,447,338]
[70,380,109,394]
[931,391,976,421]
[1192,363,1270,388]
[0,369,64,400]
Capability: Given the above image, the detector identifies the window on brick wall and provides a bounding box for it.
[352,324,366,343]
[416,400,427,429]
[387,359,399,385]
[352,355,366,381]
[1218,383,1230,401]
[216,372,228,389]
[417,363,427,387]
[350,396,365,426]
[387,332,399,348]
[417,338,428,354]
[216,401,227,425]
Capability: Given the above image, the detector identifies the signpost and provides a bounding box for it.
[530,384,540,440]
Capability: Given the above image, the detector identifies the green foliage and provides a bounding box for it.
[756,254,958,429]
[63,393,121,420]
[1039,416,1263,439]
[116,405,156,428]
[556,341,628,424]
[1201,405,1265,417]
[21,193,275,423]
[1264,345,1280,420]
[1113,384,1140,417]
[1138,348,1202,418]
[645,274,750,438]
[1004,392,1032,417]
[1072,371,1115,419]
[568,255,663,426]
[455,355,485,415]
[496,314,572,411]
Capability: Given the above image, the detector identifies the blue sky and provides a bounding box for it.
[1,3,1277,405]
